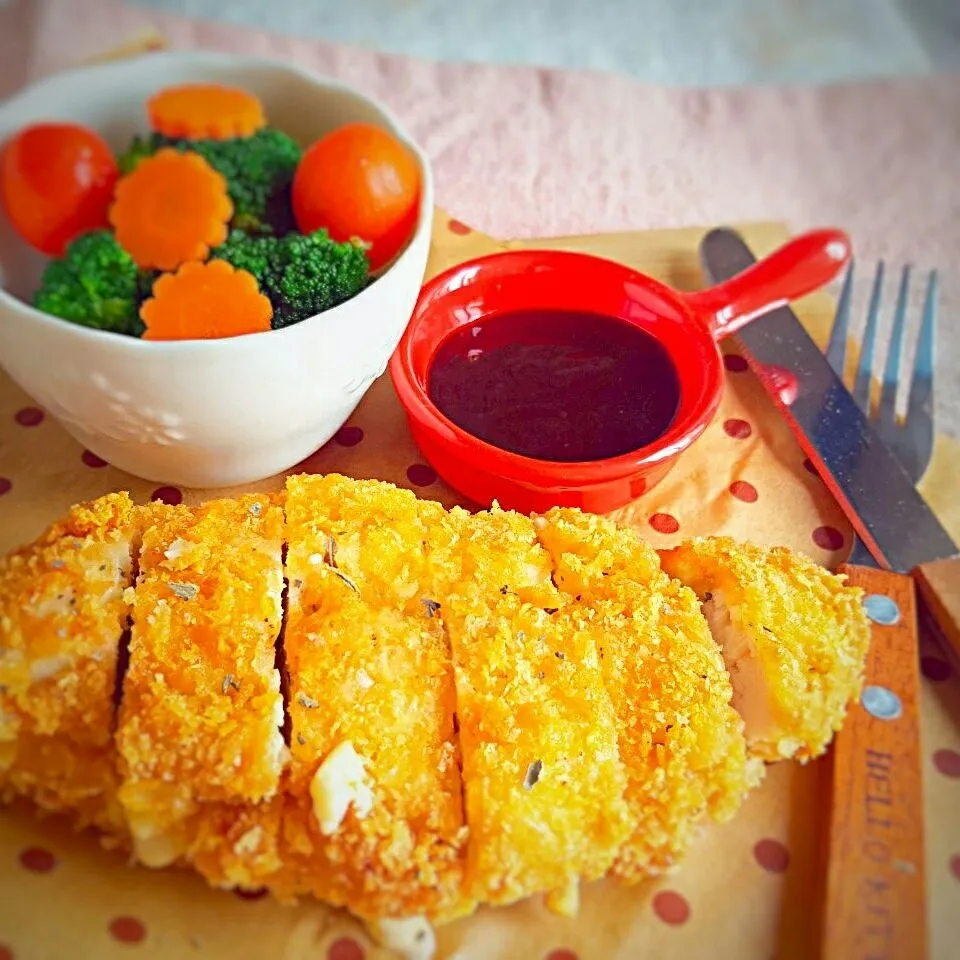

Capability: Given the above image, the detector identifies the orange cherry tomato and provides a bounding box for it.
[0,122,118,257]
[292,122,421,271]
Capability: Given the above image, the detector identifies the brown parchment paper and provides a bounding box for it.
[0,86,958,960]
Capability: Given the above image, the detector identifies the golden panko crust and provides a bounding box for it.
[0,479,870,936]
[436,505,632,910]
[0,493,138,832]
[534,509,759,881]
[659,536,871,762]
[279,474,469,921]
[116,494,286,867]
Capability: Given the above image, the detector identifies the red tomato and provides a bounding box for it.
[0,122,118,257]
[292,122,421,271]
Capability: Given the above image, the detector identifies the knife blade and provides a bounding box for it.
[699,227,960,960]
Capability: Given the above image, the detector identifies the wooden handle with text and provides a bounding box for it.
[823,565,926,960]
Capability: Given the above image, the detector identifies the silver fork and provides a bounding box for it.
[825,260,939,486]
[825,261,939,566]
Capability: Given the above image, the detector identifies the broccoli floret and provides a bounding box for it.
[117,128,302,235]
[213,228,370,329]
[272,233,370,327]
[137,268,159,305]
[117,133,157,176]
[213,229,278,288]
[33,231,146,336]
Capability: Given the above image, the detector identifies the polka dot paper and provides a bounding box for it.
[1,213,959,960]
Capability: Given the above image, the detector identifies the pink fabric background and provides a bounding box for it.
[1,0,959,269]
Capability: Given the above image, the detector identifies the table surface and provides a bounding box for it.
[133,0,960,84]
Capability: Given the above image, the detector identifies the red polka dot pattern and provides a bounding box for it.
[328,938,364,960]
[407,463,438,487]
[933,749,960,778]
[14,407,44,427]
[723,418,752,439]
[753,838,790,873]
[653,890,690,925]
[151,485,183,506]
[730,480,758,503]
[724,354,748,372]
[0,944,13,960]
[81,450,108,468]
[19,846,56,873]
[649,513,679,535]
[545,950,579,960]
[812,526,844,551]
[0,478,10,497]
[109,917,146,944]
[921,656,951,682]
[334,426,364,447]
[448,219,472,236]
[950,854,960,883]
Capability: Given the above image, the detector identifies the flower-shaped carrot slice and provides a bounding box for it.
[147,83,266,140]
[140,260,273,341]
[109,149,233,271]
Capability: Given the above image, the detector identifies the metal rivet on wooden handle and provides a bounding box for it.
[823,566,927,960]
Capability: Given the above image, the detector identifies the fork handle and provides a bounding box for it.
[915,555,960,666]
[823,565,927,960]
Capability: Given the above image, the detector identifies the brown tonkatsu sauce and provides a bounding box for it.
[427,309,680,462]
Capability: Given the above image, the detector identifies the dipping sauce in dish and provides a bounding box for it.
[427,309,681,462]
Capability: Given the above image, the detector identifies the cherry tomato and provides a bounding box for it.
[0,122,118,257]
[292,122,421,271]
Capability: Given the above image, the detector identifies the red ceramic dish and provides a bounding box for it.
[390,228,850,514]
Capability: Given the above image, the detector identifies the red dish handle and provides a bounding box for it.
[684,228,852,340]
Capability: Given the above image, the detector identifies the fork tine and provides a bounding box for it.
[826,260,854,377]
[853,261,885,409]
[878,265,911,426]
[906,268,937,432]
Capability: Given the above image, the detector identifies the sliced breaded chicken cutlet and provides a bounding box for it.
[279,474,469,922]
[279,479,632,921]
[115,494,287,868]
[431,504,631,916]
[660,537,871,762]
[533,509,760,881]
[0,475,874,951]
[0,493,139,834]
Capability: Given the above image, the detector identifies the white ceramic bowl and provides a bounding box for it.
[0,52,434,487]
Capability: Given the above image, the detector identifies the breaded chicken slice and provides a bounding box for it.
[279,474,468,922]
[534,509,758,881]
[0,493,138,833]
[433,505,631,913]
[188,793,289,898]
[116,494,287,868]
[659,537,871,762]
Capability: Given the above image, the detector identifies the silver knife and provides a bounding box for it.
[700,227,960,960]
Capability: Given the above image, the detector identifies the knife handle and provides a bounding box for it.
[823,565,927,960]
[915,555,960,666]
